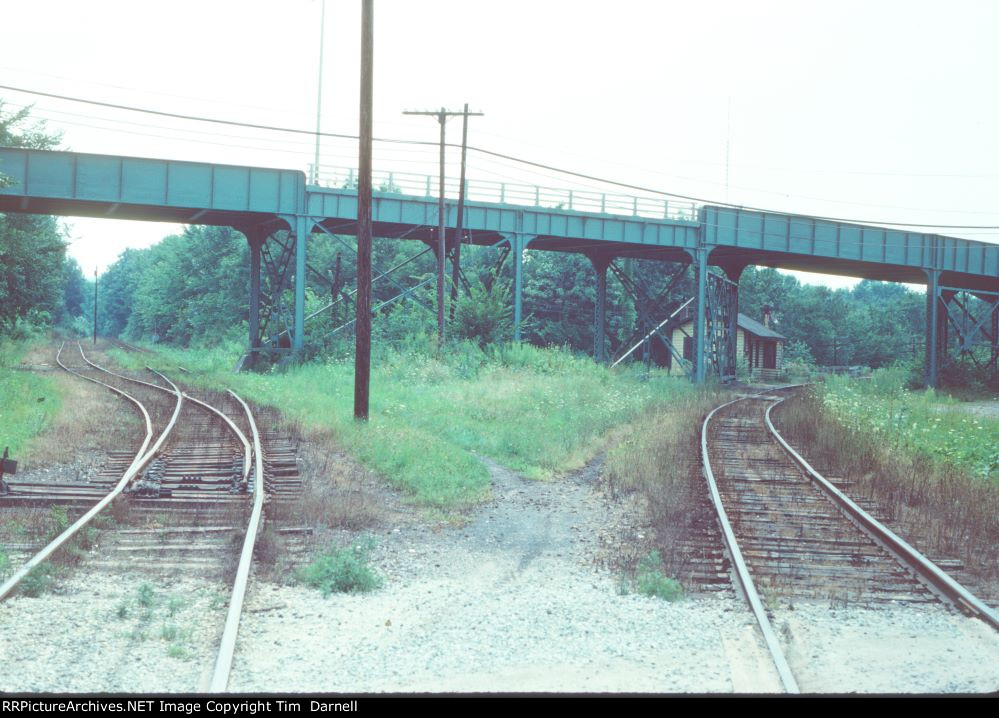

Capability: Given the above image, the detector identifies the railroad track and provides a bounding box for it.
[0,340,302,692]
[700,390,999,693]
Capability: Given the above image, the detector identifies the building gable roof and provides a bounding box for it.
[737,313,786,340]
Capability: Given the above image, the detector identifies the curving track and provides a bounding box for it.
[700,389,999,693]
[0,340,292,691]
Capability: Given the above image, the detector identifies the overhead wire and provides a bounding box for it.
[3,82,999,230]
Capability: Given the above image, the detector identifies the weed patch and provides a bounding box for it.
[634,551,683,601]
[775,385,999,585]
[16,563,56,597]
[297,537,383,596]
[604,391,729,581]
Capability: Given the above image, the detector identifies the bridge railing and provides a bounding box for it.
[311,165,698,222]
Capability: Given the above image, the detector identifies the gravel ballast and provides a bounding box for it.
[3,455,997,693]
[0,573,227,693]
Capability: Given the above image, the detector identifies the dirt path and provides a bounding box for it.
[230,457,778,693]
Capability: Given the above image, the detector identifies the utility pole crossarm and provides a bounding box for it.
[402,109,484,121]
[401,105,483,347]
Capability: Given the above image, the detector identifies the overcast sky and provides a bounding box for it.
[2,0,998,288]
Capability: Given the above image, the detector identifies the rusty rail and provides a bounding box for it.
[209,389,266,692]
[701,395,800,694]
[764,397,999,632]
[0,342,182,601]
[80,346,252,486]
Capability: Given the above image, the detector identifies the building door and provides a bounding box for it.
[763,341,777,369]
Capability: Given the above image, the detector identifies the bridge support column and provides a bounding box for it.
[992,298,999,375]
[693,247,708,383]
[719,262,746,380]
[248,235,263,366]
[238,226,269,370]
[510,234,532,342]
[587,254,612,362]
[925,269,941,388]
[293,216,308,354]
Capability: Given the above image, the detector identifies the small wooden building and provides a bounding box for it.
[665,311,787,378]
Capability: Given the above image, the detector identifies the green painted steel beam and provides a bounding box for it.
[0,148,303,223]
[4,148,998,292]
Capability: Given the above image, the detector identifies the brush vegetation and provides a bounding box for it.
[112,340,696,509]
[603,390,728,582]
[297,537,383,595]
[0,339,61,457]
[774,372,999,584]
[820,367,997,481]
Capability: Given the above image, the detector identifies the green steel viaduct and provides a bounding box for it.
[1,146,997,385]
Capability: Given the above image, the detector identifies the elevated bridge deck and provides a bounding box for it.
[2,147,996,383]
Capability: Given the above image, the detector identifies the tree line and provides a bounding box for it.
[93,225,926,370]
[0,102,89,338]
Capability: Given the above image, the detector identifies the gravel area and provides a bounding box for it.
[4,447,997,693]
[0,571,228,692]
[775,602,999,693]
[230,458,781,693]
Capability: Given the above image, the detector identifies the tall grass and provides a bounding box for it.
[774,385,999,583]
[603,390,728,578]
[821,367,998,481]
[0,339,61,456]
[112,339,696,509]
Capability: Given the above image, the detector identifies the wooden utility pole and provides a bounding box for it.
[450,103,481,318]
[402,106,482,346]
[93,266,98,346]
[354,0,373,421]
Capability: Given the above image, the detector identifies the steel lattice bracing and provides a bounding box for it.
[704,273,739,380]
[925,281,999,385]
[2,147,997,383]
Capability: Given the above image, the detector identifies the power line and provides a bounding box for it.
[4,83,999,230]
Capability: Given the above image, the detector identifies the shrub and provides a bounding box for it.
[297,537,383,596]
[634,550,683,601]
[136,582,157,608]
[451,275,513,348]
[17,563,56,597]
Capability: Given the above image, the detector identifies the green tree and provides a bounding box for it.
[0,101,66,335]
[61,257,88,323]
[452,274,513,347]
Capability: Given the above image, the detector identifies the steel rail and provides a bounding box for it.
[209,389,266,692]
[701,396,800,694]
[0,342,179,601]
[58,341,153,477]
[178,392,252,487]
[764,397,999,632]
[80,346,252,484]
[76,343,185,469]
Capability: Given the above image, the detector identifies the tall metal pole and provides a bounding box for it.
[92,266,97,346]
[312,0,326,184]
[354,0,373,420]
[437,108,446,346]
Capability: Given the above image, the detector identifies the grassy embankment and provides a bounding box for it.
[111,340,698,512]
[0,338,110,590]
[0,339,62,458]
[775,367,999,582]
